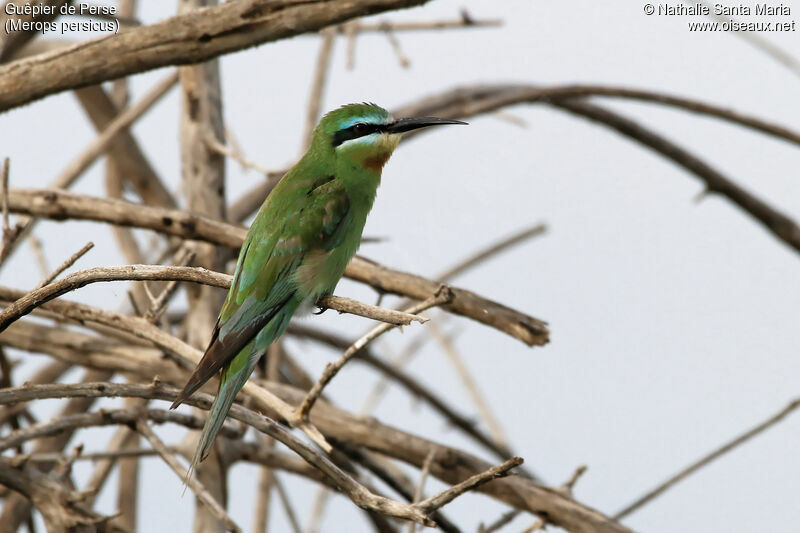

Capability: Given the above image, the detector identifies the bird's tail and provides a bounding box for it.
[183,298,300,483]
[185,343,259,481]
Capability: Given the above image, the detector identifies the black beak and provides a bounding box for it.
[386,116,468,134]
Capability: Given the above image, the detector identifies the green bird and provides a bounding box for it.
[171,103,465,467]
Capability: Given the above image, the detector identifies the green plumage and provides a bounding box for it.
[170,103,465,470]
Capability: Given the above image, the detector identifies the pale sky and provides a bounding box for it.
[2,1,799,532]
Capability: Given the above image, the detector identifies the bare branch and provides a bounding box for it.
[73,84,176,208]
[393,84,800,148]
[415,456,523,515]
[550,98,800,255]
[0,406,241,453]
[56,71,179,191]
[407,450,435,533]
[0,264,431,333]
[34,241,93,290]
[346,11,502,33]
[289,323,524,470]
[0,73,179,266]
[302,28,336,149]
[318,294,429,326]
[0,158,23,266]
[478,509,522,533]
[429,322,508,449]
[296,288,452,421]
[559,465,588,498]
[136,419,242,533]
[0,381,630,533]
[205,135,272,175]
[614,397,800,520]
[271,473,303,533]
[0,0,435,112]
[346,256,548,346]
[2,191,550,345]
[435,223,547,282]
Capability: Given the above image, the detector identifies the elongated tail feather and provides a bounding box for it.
[186,342,260,481]
[184,298,301,481]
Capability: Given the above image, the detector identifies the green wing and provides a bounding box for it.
[171,176,350,407]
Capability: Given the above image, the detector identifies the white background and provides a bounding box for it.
[2,1,799,532]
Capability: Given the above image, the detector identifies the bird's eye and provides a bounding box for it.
[353,123,368,134]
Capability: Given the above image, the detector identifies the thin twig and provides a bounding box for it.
[135,419,242,533]
[407,450,435,533]
[436,223,547,282]
[1,158,10,238]
[296,287,452,421]
[0,158,23,266]
[34,242,94,290]
[382,23,410,68]
[57,72,179,190]
[304,487,331,533]
[252,440,274,533]
[344,20,358,69]
[340,13,502,34]
[302,28,336,149]
[429,322,509,449]
[687,0,800,79]
[291,322,526,472]
[142,249,195,324]
[549,98,800,255]
[83,425,138,506]
[358,328,437,414]
[0,72,179,266]
[205,134,271,175]
[478,509,521,533]
[559,465,588,497]
[614,397,800,520]
[271,473,303,533]
[27,235,50,278]
[415,456,523,514]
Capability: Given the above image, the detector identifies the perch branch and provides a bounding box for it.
[0,264,430,333]
[4,188,549,346]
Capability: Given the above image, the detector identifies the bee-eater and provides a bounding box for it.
[170,103,465,467]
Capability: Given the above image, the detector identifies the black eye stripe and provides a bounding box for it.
[332,122,386,147]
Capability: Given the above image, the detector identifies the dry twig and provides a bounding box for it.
[33,242,94,290]
[295,288,452,421]
[614,398,800,519]
[136,418,242,533]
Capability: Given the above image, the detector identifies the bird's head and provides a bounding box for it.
[313,103,466,171]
